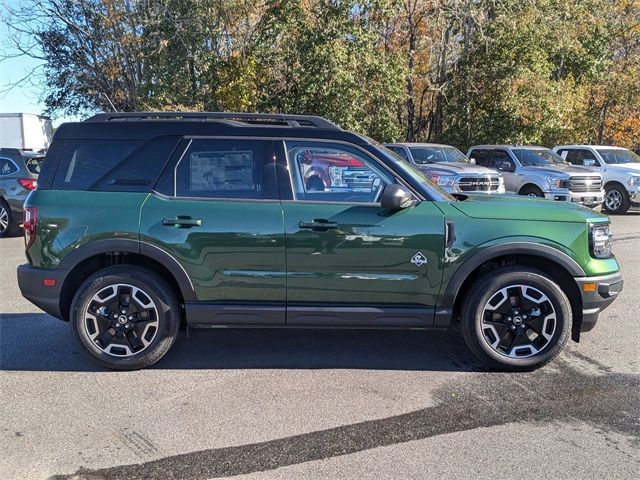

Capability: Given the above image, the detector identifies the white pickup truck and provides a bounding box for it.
[554,145,640,214]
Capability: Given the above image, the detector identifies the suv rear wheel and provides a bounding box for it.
[460,267,571,371]
[71,266,181,370]
[0,199,15,238]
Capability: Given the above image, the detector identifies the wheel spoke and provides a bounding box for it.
[97,327,116,348]
[126,330,143,351]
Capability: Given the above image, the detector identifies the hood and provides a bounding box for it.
[604,163,640,175]
[451,194,608,223]
[522,164,601,177]
[418,162,499,176]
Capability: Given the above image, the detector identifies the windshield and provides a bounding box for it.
[25,156,44,175]
[369,143,455,201]
[512,148,567,167]
[598,149,640,165]
[409,146,469,164]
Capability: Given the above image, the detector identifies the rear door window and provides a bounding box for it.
[469,149,490,166]
[174,139,278,200]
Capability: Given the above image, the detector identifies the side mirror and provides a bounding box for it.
[469,158,476,164]
[500,161,514,172]
[380,184,414,210]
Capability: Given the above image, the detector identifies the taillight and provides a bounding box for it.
[18,178,38,191]
[24,207,36,249]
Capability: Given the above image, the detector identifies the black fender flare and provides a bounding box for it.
[58,238,197,302]
[439,242,585,310]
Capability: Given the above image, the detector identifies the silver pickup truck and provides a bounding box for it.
[467,145,604,209]
[384,143,505,195]
[553,145,640,214]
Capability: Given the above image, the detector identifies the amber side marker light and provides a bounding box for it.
[582,283,597,293]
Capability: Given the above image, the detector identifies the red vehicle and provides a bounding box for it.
[296,150,375,191]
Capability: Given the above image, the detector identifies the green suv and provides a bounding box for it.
[17,112,623,371]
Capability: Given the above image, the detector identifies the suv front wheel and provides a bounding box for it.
[461,267,571,371]
[71,266,181,370]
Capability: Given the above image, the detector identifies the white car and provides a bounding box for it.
[554,145,640,214]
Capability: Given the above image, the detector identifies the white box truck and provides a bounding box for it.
[0,113,53,151]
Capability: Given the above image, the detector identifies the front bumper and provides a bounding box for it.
[544,190,604,209]
[17,264,67,320]
[575,272,623,332]
[628,189,640,211]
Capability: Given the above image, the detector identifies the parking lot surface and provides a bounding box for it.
[1,214,639,480]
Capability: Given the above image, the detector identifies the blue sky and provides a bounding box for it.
[0,0,77,125]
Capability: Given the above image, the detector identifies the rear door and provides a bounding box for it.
[140,137,286,325]
[277,140,445,327]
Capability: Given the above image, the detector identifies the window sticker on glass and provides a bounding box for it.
[190,150,255,192]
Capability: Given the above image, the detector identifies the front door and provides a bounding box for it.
[278,140,445,327]
[490,149,520,193]
[140,137,286,325]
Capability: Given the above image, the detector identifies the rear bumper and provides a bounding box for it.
[17,264,67,320]
[575,272,623,332]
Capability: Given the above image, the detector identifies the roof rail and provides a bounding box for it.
[84,112,341,129]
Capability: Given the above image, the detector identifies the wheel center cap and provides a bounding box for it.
[512,316,523,325]
[118,315,128,325]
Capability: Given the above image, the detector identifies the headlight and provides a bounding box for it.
[428,174,457,187]
[628,176,640,186]
[497,177,505,193]
[590,223,613,258]
[546,176,565,190]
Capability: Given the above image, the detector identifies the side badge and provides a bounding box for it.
[411,252,428,267]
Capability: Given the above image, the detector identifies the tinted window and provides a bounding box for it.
[0,158,18,176]
[387,146,410,161]
[53,140,142,190]
[409,146,469,164]
[286,141,392,203]
[25,156,44,175]
[560,149,598,166]
[94,136,180,192]
[469,149,490,166]
[175,139,276,199]
[489,150,514,170]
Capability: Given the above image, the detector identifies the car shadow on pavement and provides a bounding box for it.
[0,313,483,372]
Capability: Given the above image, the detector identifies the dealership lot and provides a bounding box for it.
[1,214,638,480]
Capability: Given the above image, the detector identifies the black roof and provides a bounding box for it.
[55,112,370,144]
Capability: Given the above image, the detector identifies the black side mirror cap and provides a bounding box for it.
[380,184,415,210]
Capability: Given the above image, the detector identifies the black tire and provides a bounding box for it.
[460,267,571,371]
[0,199,16,238]
[306,175,326,192]
[70,266,181,370]
[519,185,544,198]
[603,183,631,214]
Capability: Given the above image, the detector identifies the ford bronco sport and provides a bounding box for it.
[17,112,623,371]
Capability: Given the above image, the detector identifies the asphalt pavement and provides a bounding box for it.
[1,214,639,480]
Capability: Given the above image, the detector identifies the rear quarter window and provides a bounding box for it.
[53,140,142,190]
